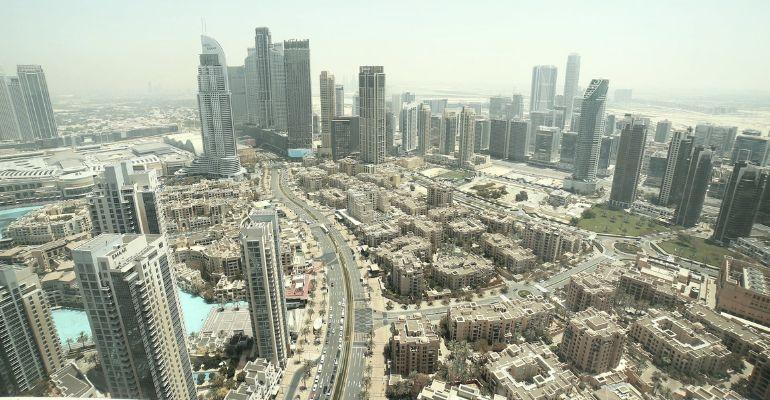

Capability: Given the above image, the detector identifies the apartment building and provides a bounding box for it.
[717,257,770,327]
[480,232,537,273]
[519,221,582,261]
[447,299,555,344]
[430,254,495,291]
[484,342,578,400]
[390,314,440,375]
[564,264,622,312]
[559,308,625,373]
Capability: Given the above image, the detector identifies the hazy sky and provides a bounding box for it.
[3,0,769,99]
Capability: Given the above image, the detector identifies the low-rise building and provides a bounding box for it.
[683,302,770,363]
[224,359,282,400]
[564,264,622,312]
[50,362,98,398]
[41,267,81,308]
[445,218,486,249]
[430,254,495,291]
[390,313,440,375]
[628,309,731,376]
[559,308,625,373]
[390,253,426,300]
[478,211,516,235]
[447,299,555,344]
[749,350,770,400]
[418,380,505,400]
[4,200,91,245]
[400,217,443,254]
[480,233,536,273]
[717,257,770,327]
[358,222,400,247]
[427,182,453,208]
[519,221,583,262]
[483,342,579,400]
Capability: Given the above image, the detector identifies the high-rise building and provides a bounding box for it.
[319,71,336,157]
[568,79,609,193]
[489,96,510,120]
[284,40,312,150]
[508,120,529,162]
[474,118,490,152]
[16,65,58,140]
[559,131,578,170]
[244,47,259,125]
[533,126,561,164]
[191,35,243,178]
[416,103,431,155]
[510,94,524,119]
[0,76,30,141]
[694,124,738,156]
[241,210,291,367]
[72,234,196,400]
[654,119,672,143]
[712,162,768,244]
[269,42,287,131]
[563,53,581,123]
[529,65,558,113]
[400,103,418,152]
[227,66,248,126]
[489,119,509,159]
[88,161,162,235]
[597,135,619,177]
[0,265,63,395]
[659,130,695,207]
[331,116,360,160]
[439,110,457,155]
[386,111,396,155]
[674,146,713,227]
[731,134,769,166]
[604,114,616,136]
[457,106,475,169]
[334,84,344,116]
[609,115,648,209]
[254,27,273,127]
[358,66,386,164]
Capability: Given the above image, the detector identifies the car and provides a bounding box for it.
[312,384,317,392]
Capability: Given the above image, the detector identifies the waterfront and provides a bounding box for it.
[0,205,42,238]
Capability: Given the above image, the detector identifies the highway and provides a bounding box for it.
[271,167,371,400]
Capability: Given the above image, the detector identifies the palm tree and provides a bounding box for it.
[77,331,89,347]
[65,338,73,352]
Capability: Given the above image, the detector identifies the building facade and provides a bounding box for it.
[358,66,386,164]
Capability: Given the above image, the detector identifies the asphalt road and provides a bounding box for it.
[271,167,371,400]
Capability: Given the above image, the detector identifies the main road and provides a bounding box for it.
[271,167,371,400]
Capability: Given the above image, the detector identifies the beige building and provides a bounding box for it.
[0,265,64,394]
[445,218,486,249]
[390,253,426,300]
[483,342,579,400]
[390,313,440,375]
[4,199,91,245]
[427,182,453,208]
[481,232,537,273]
[717,257,770,327]
[430,254,495,291]
[447,299,555,344]
[564,264,622,312]
[399,216,443,254]
[628,309,730,376]
[478,211,517,235]
[559,308,625,373]
[358,221,400,247]
[418,380,505,400]
[750,350,770,400]
[683,302,770,363]
[519,221,582,261]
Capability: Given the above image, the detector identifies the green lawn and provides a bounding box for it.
[518,290,532,298]
[438,169,474,182]
[577,204,668,236]
[659,234,741,267]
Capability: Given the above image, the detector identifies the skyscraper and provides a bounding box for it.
[72,234,196,400]
[417,103,432,155]
[335,84,344,116]
[319,71,336,157]
[659,130,695,207]
[674,146,713,227]
[16,65,58,140]
[439,110,457,155]
[254,27,273,127]
[192,35,243,178]
[568,79,609,193]
[269,42,288,131]
[609,115,648,209]
[510,94,524,119]
[654,119,672,143]
[731,134,769,166]
[563,53,581,123]
[489,119,510,159]
[712,162,768,244]
[559,131,578,170]
[694,124,738,156]
[0,76,30,141]
[284,40,312,150]
[489,96,510,119]
[244,47,259,125]
[509,120,529,161]
[457,106,475,169]
[241,209,290,367]
[474,118,490,151]
[529,65,558,113]
[227,66,248,126]
[358,66,386,164]
[0,265,63,395]
[400,103,418,152]
[533,126,562,164]
[331,116,360,160]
